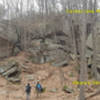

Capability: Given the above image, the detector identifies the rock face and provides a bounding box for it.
[86,34,93,67]
[86,22,100,80]
[28,31,69,67]
[0,60,21,82]
[86,34,93,50]
[0,37,13,58]
[0,21,18,43]
[13,47,21,56]
[0,20,20,58]
[95,35,100,80]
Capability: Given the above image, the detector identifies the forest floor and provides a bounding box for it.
[0,52,99,100]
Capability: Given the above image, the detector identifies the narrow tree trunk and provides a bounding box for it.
[79,1,87,100]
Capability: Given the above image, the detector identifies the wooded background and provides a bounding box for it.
[0,0,100,100]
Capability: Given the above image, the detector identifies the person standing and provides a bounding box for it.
[25,83,31,100]
[36,81,43,97]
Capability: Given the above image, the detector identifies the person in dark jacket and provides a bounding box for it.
[36,81,43,97]
[25,83,31,100]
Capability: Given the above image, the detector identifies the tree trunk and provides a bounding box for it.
[79,1,87,100]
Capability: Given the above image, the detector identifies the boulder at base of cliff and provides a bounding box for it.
[0,60,21,83]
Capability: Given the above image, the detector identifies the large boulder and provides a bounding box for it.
[96,35,100,51]
[86,34,93,50]
[29,31,69,66]
[13,47,21,56]
[86,23,100,80]
[86,34,93,67]
[0,60,21,82]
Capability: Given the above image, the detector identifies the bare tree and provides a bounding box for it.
[79,0,88,100]
[0,3,6,20]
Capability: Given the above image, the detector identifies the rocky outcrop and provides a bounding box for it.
[86,34,93,67]
[0,20,20,58]
[86,34,93,50]
[0,60,21,82]
[86,22,100,80]
[28,31,69,67]
[0,20,17,43]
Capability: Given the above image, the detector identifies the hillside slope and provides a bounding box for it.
[0,52,98,100]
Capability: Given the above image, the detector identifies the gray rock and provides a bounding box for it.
[46,43,63,50]
[96,35,100,51]
[52,60,68,67]
[86,34,93,50]
[26,75,35,81]
[0,21,18,43]
[29,54,45,64]
[86,34,93,67]
[7,77,21,82]
[49,88,58,93]
[0,60,21,82]
[13,47,20,56]
[85,25,100,80]
[70,54,76,60]
[14,96,22,99]
[2,67,18,76]
[29,32,69,65]
[0,90,7,95]
[63,88,73,93]
[86,48,93,58]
